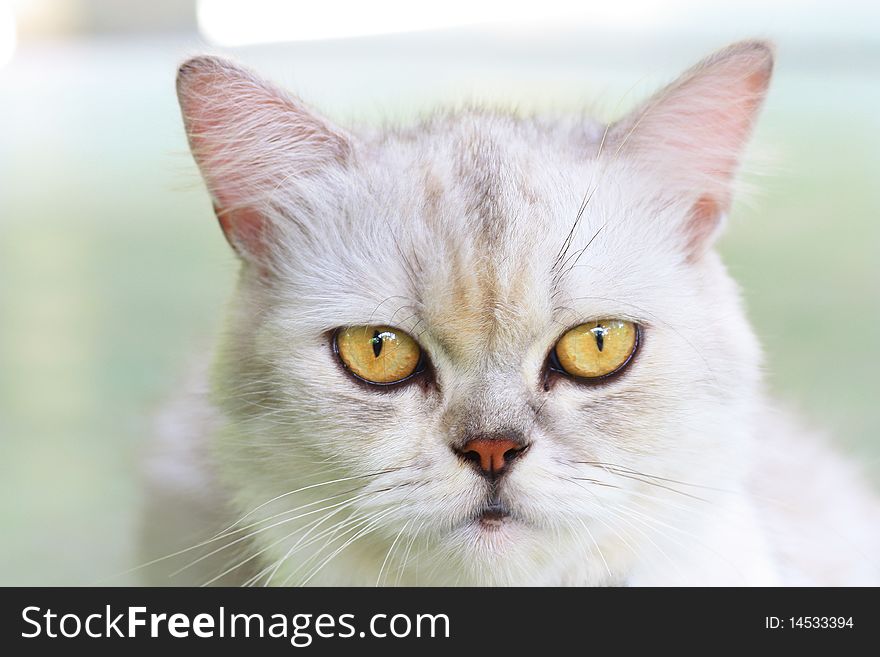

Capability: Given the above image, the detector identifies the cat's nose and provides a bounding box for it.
[454,437,530,479]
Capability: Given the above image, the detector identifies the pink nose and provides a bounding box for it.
[456,438,529,478]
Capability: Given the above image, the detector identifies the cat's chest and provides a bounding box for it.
[624,494,780,586]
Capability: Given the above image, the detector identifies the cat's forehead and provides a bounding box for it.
[376,110,603,194]
[286,112,675,357]
[340,114,630,354]
[366,111,603,247]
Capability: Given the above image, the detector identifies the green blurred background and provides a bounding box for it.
[1,0,878,585]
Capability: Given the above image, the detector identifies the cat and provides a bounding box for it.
[141,39,880,586]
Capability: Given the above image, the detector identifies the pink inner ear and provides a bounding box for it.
[611,42,774,257]
[177,56,353,265]
[684,196,720,262]
[214,204,268,258]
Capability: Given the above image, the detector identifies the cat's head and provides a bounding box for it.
[177,41,773,585]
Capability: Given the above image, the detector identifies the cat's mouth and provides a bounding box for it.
[475,499,511,529]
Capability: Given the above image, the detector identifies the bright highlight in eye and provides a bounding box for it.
[554,320,638,380]
[335,326,422,385]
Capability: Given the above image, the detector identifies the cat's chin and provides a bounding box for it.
[477,514,507,531]
[467,520,519,550]
[460,509,528,548]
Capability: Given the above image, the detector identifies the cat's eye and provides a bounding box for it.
[552,320,639,380]
[334,326,423,385]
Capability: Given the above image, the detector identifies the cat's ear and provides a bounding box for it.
[176,56,352,262]
[609,40,774,257]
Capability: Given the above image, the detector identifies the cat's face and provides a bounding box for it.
[178,41,773,585]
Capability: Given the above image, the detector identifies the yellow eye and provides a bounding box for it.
[335,326,422,385]
[554,320,639,380]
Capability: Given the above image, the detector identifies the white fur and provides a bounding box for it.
[142,41,880,586]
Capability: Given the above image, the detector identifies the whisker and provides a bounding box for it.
[575,460,730,493]
[214,467,409,537]
[292,508,398,587]
[573,462,712,503]
[202,491,383,587]
[575,516,612,579]
[376,518,413,587]
[173,488,389,578]
[396,517,427,586]
[262,482,417,586]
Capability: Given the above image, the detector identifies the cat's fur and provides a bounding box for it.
[142,40,880,586]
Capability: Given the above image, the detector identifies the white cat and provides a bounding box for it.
[142,40,880,586]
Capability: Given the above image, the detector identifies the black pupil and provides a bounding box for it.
[371,331,383,358]
[592,325,606,352]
